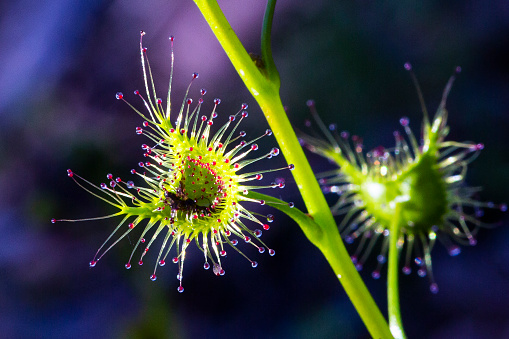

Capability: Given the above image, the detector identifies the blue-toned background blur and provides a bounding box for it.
[1,1,508,338]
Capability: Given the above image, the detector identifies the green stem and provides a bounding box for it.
[261,0,280,86]
[387,203,407,339]
[193,1,392,337]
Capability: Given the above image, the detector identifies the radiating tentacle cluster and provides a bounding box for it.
[301,64,506,292]
[53,31,294,292]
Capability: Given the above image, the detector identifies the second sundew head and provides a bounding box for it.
[56,31,293,293]
[302,64,506,292]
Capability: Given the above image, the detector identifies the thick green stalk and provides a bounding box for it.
[387,204,407,339]
[193,1,392,337]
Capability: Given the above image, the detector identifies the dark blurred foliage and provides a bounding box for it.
[1,0,508,338]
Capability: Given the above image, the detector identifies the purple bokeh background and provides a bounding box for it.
[1,1,508,338]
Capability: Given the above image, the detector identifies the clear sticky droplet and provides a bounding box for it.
[448,245,461,256]
[430,283,439,294]
[399,117,410,126]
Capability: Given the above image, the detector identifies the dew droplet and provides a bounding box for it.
[177,286,184,293]
[254,229,262,238]
[150,274,157,281]
[402,266,411,275]
[203,262,210,270]
[89,260,97,267]
[430,283,439,294]
[269,249,275,256]
[414,257,423,266]
[404,62,412,71]
[417,268,427,277]
[116,92,124,100]
[159,260,166,266]
[288,202,295,208]
[125,263,131,269]
[377,254,386,264]
[448,245,461,256]
[51,218,56,224]
[371,270,381,279]
[399,117,409,126]
[288,164,295,170]
[251,261,258,268]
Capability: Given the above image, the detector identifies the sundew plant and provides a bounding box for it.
[55,1,506,338]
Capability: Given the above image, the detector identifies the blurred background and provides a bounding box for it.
[1,0,508,338]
